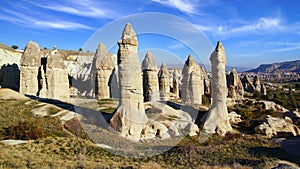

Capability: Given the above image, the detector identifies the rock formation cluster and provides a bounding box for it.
[20,41,69,101]
[255,115,300,138]
[202,41,232,136]
[227,68,244,101]
[241,74,255,93]
[4,22,291,141]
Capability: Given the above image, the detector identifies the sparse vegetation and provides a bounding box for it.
[0,89,299,168]
[252,83,300,110]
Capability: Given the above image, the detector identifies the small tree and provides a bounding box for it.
[11,45,18,50]
[78,48,83,51]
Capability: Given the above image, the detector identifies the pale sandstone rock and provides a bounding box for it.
[158,63,170,101]
[202,41,232,136]
[146,102,199,137]
[226,68,244,100]
[228,111,242,125]
[201,67,210,96]
[261,83,267,95]
[253,75,261,92]
[41,49,70,101]
[147,121,170,139]
[110,23,148,141]
[19,41,41,96]
[172,69,180,98]
[181,54,204,105]
[142,51,159,102]
[93,43,115,99]
[257,100,289,113]
[255,115,300,138]
[241,74,255,93]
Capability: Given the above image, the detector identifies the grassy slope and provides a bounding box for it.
[0,98,299,168]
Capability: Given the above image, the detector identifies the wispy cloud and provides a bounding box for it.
[262,42,300,53]
[168,41,185,49]
[193,24,213,32]
[152,0,199,15]
[0,9,94,30]
[217,17,282,36]
[22,0,119,19]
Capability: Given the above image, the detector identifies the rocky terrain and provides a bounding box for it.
[247,60,300,73]
[0,23,300,168]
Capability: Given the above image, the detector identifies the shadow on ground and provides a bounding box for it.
[250,146,300,165]
[25,95,112,129]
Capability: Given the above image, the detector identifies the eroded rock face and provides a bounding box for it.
[158,63,170,101]
[142,51,159,102]
[253,75,261,92]
[172,69,180,98]
[227,68,244,100]
[202,41,232,136]
[39,49,70,101]
[19,41,41,96]
[110,23,148,141]
[93,43,116,99]
[261,83,267,95]
[201,67,210,96]
[144,102,199,138]
[20,42,70,101]
[256,100,289,113]
[181,54,204,105]
[242,74,255,93]
[228,111,242,125]
[255,115,300,138]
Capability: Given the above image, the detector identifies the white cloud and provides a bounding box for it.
[193,24,212,32]
[34,21,94,30]
[23,0,119,19]
[152,0,199,15]
[217,17,282,35]
[0,9,94,30]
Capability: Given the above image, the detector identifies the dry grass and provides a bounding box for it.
[0,98,299,168]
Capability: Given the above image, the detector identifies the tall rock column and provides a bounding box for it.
[253,75,261,92]
[172,69,180,98]
[142,51,159,102]
[202,41,232,136]
[93,43,115,99]
[181,54,203,105]
[158,63,170,101]
[19,41,41,96]
[110,23,148,140]
[43,49,70,101]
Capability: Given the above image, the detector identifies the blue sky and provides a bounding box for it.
[0,0,300,68]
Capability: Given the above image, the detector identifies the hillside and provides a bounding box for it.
[247,60,300,73]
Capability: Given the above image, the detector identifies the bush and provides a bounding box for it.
[202,94,211,106]
[4,120,48,140]
[11,45,18,50]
